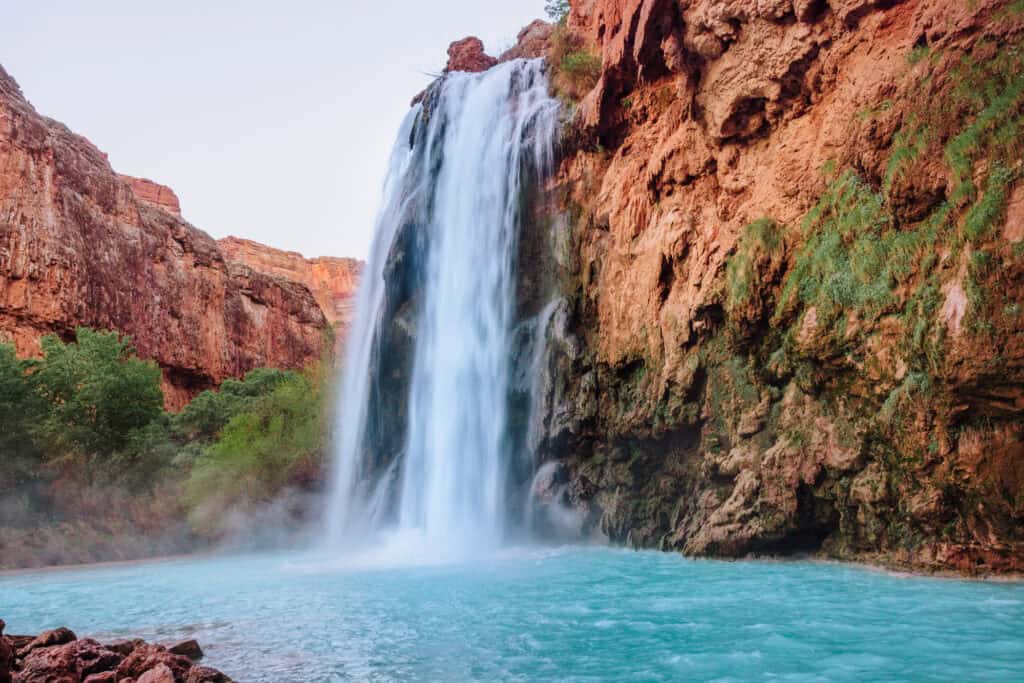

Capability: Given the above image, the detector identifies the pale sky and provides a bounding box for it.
[2,0,548,260]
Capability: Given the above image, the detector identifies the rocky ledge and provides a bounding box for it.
[0,619,231,683]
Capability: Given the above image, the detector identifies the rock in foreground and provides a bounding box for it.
[0,620,231,683]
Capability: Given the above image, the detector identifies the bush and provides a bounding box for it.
[548,26,601,100]
[33,329,164,464]
[174,367,293,441]
[0,343,46,488]
[545,0,570,24]
[184,368,328,533]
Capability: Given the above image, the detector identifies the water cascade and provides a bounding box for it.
[324,59,559,560]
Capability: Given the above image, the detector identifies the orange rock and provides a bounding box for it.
[218,237,363,356]
[0,65,333,411]
[119,175,181,215]
[533,0,1024,573]
[445,37,498,73]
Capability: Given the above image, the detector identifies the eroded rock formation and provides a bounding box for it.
[0,65,335,410]
[218,236,362,354]
[516,0,1023,573]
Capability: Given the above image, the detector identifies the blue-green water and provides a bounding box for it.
[2,547,1022,681]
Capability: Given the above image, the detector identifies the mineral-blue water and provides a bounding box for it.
[3,547,1022,681]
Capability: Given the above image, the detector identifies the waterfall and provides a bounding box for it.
[324,58,559,560]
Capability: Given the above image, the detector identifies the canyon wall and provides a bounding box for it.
[517,0,1024,573]
[0,65,335,410]
[218,237,363,354]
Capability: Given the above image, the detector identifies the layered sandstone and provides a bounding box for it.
[516,0,1024,573]
[119,175,181,215]
[0,65,329,410]
[218,236,363,353]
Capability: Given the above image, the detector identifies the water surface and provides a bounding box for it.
[3,547,1022,681]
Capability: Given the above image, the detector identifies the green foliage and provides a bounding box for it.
[0,344,46,488]
[907,45,931,65]
[545,0,571,24]
[561,49,602,90]
[942,41,1024,209]
[883,119,929,192]
[33,329,164,460]
[174,367,293,441]
[547,22,602,101]
[726,218,784,317]
[775,171,924,331]
[963,163,1012,241]
[184,369,327,530]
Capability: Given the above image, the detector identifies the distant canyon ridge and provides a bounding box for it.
[0,65,362,410]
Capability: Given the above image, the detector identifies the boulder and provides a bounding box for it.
[0,620,13,683]
[107,639,146,656]
[185,666,234,683]
[137,663,177,683]
[16,638,121,683]
[166,639,203,661]
[83,673,117,683]
[445,37,498,73]
[116,645,193,682]
[17,628,77,657]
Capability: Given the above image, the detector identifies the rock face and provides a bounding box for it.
[445,23,555,74]
[0,64,331,410]
[218,236,362,354]
[445,37,498,73]
[119,175,181,216]
[516,0,1024,573]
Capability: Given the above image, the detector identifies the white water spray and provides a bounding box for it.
[325,59,559,560]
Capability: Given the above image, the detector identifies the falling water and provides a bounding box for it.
[325,59,559,559]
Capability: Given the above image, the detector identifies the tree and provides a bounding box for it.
[33,328,164,460]
[0,343,46,488]
[174,367,293,441]
[546,0,571,24]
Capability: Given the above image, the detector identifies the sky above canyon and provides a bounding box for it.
[2,0,548,260]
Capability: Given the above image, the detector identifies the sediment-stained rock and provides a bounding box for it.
[520,0,1024,573]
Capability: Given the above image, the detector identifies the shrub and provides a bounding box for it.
[33,329,164,462]
[174,367,293,441]
[548,25,601,101]
[0,343,46,488]
[184,368,328,533]
[545,0,570,24]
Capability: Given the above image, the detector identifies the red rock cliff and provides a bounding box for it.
[218,236,363,353]
[517,0,1024,573]
[119,174,182,215]
[0,65,331,410]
